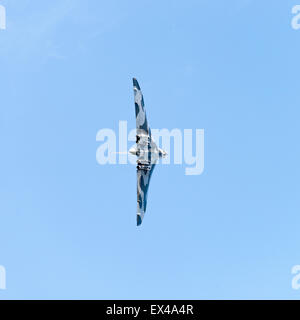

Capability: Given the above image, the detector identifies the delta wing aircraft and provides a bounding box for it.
[129,78,167,226]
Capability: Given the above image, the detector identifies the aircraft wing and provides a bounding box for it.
[133,78,150,135]
[136,163,156,226]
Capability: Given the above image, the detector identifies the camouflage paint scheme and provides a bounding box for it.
[132,78,165,226]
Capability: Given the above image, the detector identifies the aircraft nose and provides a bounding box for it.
[129,147,137,155]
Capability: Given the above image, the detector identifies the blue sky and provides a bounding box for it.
[0,0,300,299]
